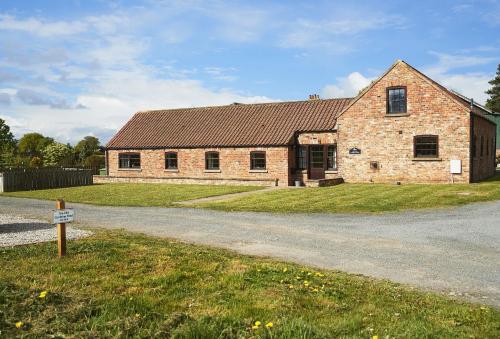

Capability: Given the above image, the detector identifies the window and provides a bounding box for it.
[472,135,477,158]
[327,145,337,170]
[165,152,177,169]
[205,152,219,170]
[414,135,438,158]
[387,87,407,114]
[119,153,140,169]
[297,146,307,170]
[250,151,266,170]
[480,136,484,157]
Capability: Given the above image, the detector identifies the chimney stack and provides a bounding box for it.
[308,94,320,100]
[470,98,474,110]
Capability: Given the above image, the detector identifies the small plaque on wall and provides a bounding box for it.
[349,147,361,155]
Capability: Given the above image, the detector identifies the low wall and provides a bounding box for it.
[94,175,278,187]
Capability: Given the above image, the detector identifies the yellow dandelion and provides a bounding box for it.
[307,272,312,276]
[252,325,259,330]
[313,288,319,292]
[289,284,294,289]
[39,290,48,298]
[135,313,140,318]
[257,269,261,272]
[372,336,378,339]
[283,267,288,272]
[15,321,23,329]
[265,322,273,328]
[254,321,261,326]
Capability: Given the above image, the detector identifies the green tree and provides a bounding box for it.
[486,64,500,112]
[0,118,15,149]
[42,142,71,167]
[75,136,100,162]
[0,119,17,168]
[18,133,54,158]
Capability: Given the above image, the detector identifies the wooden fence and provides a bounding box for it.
[0,168,93,192]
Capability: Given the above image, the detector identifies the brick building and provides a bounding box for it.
[102,60,497,186]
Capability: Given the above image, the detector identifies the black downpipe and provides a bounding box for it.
[470,113,474,183]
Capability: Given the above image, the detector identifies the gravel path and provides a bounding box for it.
[0,196,499,307]
[0,213,92,247]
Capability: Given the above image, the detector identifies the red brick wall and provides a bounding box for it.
[337,61,471,184]
[471,115,496,182]
[107,147,291,186]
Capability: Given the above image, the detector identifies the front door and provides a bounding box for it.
[309,145,325,179]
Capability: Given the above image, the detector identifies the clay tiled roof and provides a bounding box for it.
[106,98,352,149]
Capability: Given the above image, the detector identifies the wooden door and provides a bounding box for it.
[309,145,325,179]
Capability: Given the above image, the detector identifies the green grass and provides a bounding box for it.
[1,183,262,207]
[0,230,498,338]
[196,173,500,214]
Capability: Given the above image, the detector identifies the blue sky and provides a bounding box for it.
[0,0,499,144]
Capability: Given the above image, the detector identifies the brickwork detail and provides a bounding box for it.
[337,62,473,184]
[107,147,291,186]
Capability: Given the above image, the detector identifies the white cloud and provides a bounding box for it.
[321,72,375,98]
[0,14,88,37]
[423,51,498,105]
[280,13,407,50]
[425,51,497,74]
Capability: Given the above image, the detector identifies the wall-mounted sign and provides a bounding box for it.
[349,147,361,155]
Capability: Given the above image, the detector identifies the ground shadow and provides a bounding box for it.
[0,222,53,234]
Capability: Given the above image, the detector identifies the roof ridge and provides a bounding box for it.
[136,97,354,114]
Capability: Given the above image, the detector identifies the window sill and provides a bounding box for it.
[412,157,442,162]
[325,170,338,174]
[118,168,142,171]
[164,169,179,173]
[204,169,221,173]
[249,169,268,173]
[385,113,410,117]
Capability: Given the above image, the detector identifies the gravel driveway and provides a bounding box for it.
[0,196,499,307]
[0,213,92,247]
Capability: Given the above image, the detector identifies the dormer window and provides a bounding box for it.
[387,87,407,114]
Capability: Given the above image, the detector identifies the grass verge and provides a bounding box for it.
[1,183,262,207]
[0,230,498,337]
[196,173,500,214]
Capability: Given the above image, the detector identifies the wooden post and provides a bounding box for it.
[56,199,66,257]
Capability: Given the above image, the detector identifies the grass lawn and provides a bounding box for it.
[0,230,498,338]
[196,173,500,214]
[1,183,262,207]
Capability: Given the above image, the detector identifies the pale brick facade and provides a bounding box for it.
[104,60,496,186]
[107,147,291,186]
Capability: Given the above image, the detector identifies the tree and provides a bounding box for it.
[0,118,15,149]
[486,64,500,112]
[18,133,54,158]
[75,136,100,162]
[83,154,105,169]
[42,142,71,167]
[0,119,17,168]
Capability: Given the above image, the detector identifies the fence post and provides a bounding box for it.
[56,199,66,257]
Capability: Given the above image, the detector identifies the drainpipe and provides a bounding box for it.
[105,149,109,176]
